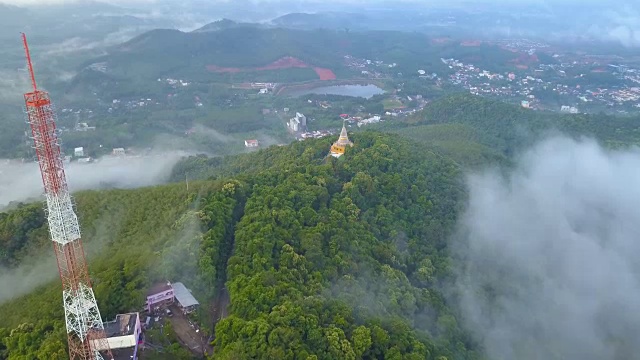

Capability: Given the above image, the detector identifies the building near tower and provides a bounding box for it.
[93,313,142,351]
[146,282,174,312]
[145,281,200,314]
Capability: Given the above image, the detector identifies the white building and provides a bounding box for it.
[92,312,142,358]
[295,112,306,128]
[289,112,306,132]
[112,148,125,156]
[560,105,579,114]
[75,122,95,131]
[245,139,259,148]
[74,147,84,157]
[358,115,382,127]
[289,117,300,132]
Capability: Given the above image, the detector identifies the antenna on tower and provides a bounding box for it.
[20,33,113,360]
[21,33,37,92]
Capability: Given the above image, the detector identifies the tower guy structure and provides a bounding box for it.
[21,33,113,360]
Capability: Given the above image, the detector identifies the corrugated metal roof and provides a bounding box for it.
[172,282,199,308]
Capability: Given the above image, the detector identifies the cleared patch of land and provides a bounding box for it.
[168,304,211,357]
[383,98,405,110]
[206,56,336,80]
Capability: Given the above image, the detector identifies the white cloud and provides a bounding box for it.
[455,136,640,359]
[0,152,185,208]
[601,6,640,47]
[0,0,156,5]
[42,27,141,56]
[0,151,188,304]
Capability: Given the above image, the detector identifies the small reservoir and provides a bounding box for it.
[286,84,385,99]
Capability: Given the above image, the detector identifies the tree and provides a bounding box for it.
[352,326,372,359]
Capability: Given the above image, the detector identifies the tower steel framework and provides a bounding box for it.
[21,33,113,360]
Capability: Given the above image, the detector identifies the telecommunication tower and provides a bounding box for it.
[20,33,113,360]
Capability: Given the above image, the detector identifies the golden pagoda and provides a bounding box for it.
[330,122,353,158]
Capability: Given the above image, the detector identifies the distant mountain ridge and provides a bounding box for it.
[75,23,523,88]
[270,12,371,29]
[90,26,351,82]
[192,18,266,33]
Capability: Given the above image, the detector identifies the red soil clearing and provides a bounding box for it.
[509,53,539,69]
[206,56,336,80]
[314,67,337,80]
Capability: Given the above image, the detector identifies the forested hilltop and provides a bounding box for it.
[173,93,640,181]
[82,25,515,84]
[0,132,482,359]
[372,93,640,168]
[3,93,640,359]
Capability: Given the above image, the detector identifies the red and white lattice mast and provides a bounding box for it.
[21,33,113,360]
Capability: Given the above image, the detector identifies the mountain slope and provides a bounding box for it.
[368,94,640,163]
[79,26,518,83]
[271,12,372,30]
[5,93,640,358]
[394,123,508,168]
[0,132,481,359]
[191,19,264,33]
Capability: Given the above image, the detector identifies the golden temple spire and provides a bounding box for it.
[330,121,353,158]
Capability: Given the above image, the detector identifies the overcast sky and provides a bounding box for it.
[0,0,635,12]
[1,0,638,48]
[0,0,623,6]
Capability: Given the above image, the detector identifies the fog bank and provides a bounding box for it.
[0,152,185,207]
[455,136,640,359]
[0,152,186,304]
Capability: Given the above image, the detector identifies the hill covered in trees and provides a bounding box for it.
[0,132,482,359]
[77,26,517,84]
[4,93,640,359]
[172,93,640,183]
[364,93,640,168]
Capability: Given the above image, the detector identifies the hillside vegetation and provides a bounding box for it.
[0,181,224,358]
[80,26,517,83]
[4,93,640,359]
[394,124,507,168]
[361,94,640,167]
[412,94,640,153]
[0,132,482,360]
[172,93,640,178]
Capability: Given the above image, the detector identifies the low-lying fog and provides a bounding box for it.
[455,135,640,360]
[0,152,186,207]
